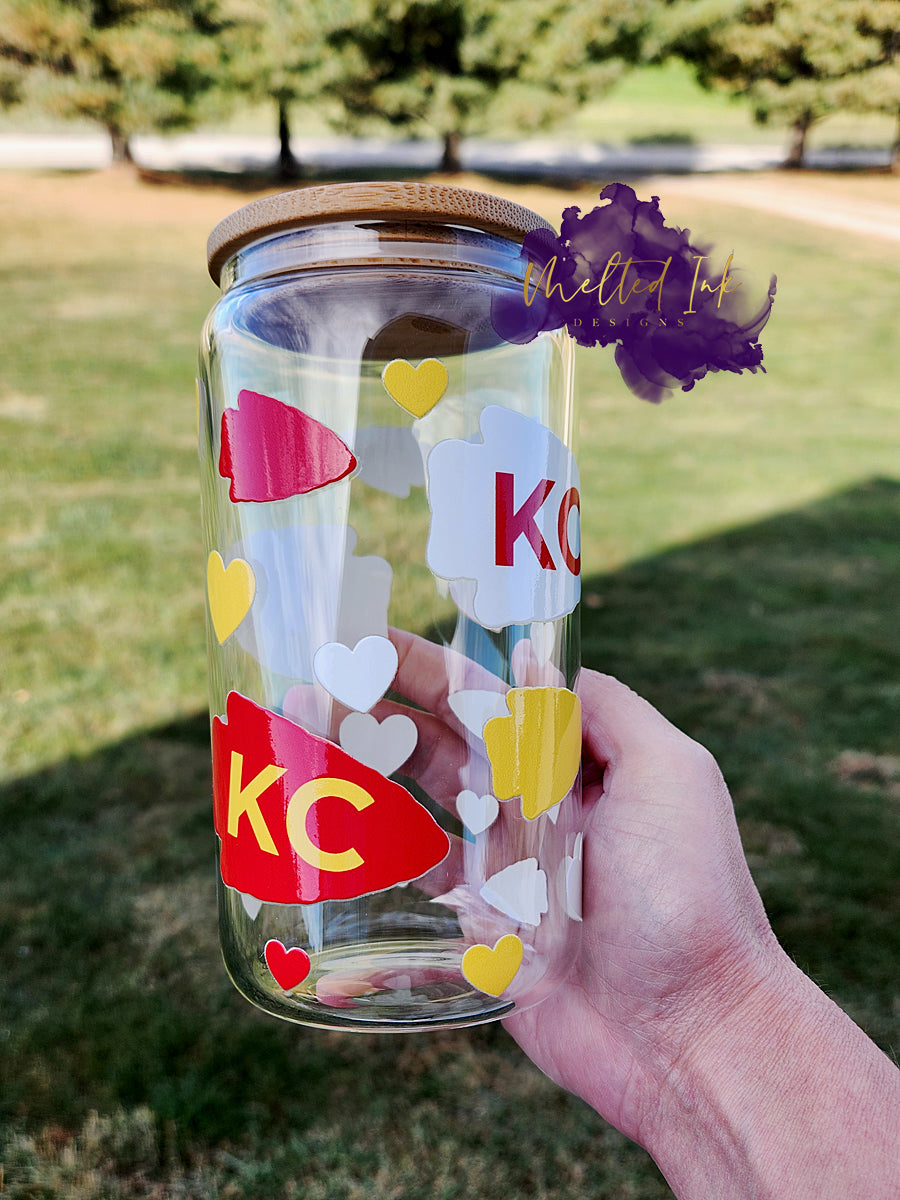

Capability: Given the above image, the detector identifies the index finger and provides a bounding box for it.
[389,627,508,727]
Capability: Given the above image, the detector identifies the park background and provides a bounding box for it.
[1,2,899,1197]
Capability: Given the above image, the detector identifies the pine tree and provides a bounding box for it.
[830,20,900,170]
[0,0,227,164]
[658,0,900,167]
[216,0,349,179]
[326,0,653,172]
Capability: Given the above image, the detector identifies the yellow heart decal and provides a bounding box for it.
[382,358,448,419]
[207,550,255,644]
[462,934,523,997]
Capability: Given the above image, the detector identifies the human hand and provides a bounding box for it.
[502,668,782,1145]
[318,635,899,1197]
[305,631,900,1199]
[501,671,900,1200]
[373,628,777,1088]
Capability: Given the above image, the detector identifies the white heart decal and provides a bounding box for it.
[480,858,548,927]
[339,712,418,777]
[313,634,398,713]
[456,790,499,835]
[448,689,509,738]
[529,621,557,665]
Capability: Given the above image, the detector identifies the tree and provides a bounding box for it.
[831,27,900,171]
[216,0,349,180]
[325,0,654,173]
[0,0,226,165]
[657,0,900,168]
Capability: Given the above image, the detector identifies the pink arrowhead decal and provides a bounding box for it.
[219,389,356,503]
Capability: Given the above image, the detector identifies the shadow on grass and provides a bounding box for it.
[627,131,697,146]
[134,156,677,194]
[1,478,898,1191]
[136,162,442,194]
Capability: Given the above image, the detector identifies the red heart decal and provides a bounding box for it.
[264,939,311,990]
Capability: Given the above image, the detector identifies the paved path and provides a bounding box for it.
[657,175,900,244]
[0,130,892,176]
[1,131,896,245]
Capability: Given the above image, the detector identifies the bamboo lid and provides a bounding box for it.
[207,181,551,283]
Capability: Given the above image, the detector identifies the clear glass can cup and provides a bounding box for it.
[198,181,583,1031]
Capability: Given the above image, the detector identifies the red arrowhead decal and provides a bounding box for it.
[264,939,311,990]
[212,692,450,904]
[219,389,356,503]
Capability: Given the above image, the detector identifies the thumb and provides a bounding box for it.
[577,669,699,771]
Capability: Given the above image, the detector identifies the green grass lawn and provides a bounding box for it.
[564,59,898,151]
[0,168,898,1198]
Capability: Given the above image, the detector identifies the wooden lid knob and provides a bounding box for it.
[207,180,551,283]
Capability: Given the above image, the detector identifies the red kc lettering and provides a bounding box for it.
[495,473,556,569]
[425,406,581,627]
[494,473,580,575]
[557,485,581,575]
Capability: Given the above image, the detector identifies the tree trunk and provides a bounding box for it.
[784,111,813,169]
[277,99,301,181]
[440,129,462,173]
[107,125,134,168]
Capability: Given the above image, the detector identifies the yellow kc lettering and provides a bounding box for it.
[227,752,283,855]
[226,751,370,872]
[285,778,372,872]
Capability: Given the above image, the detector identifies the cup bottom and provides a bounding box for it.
[227,938,516,1032]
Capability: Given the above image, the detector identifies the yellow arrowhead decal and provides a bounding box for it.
[484,687,581,820]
